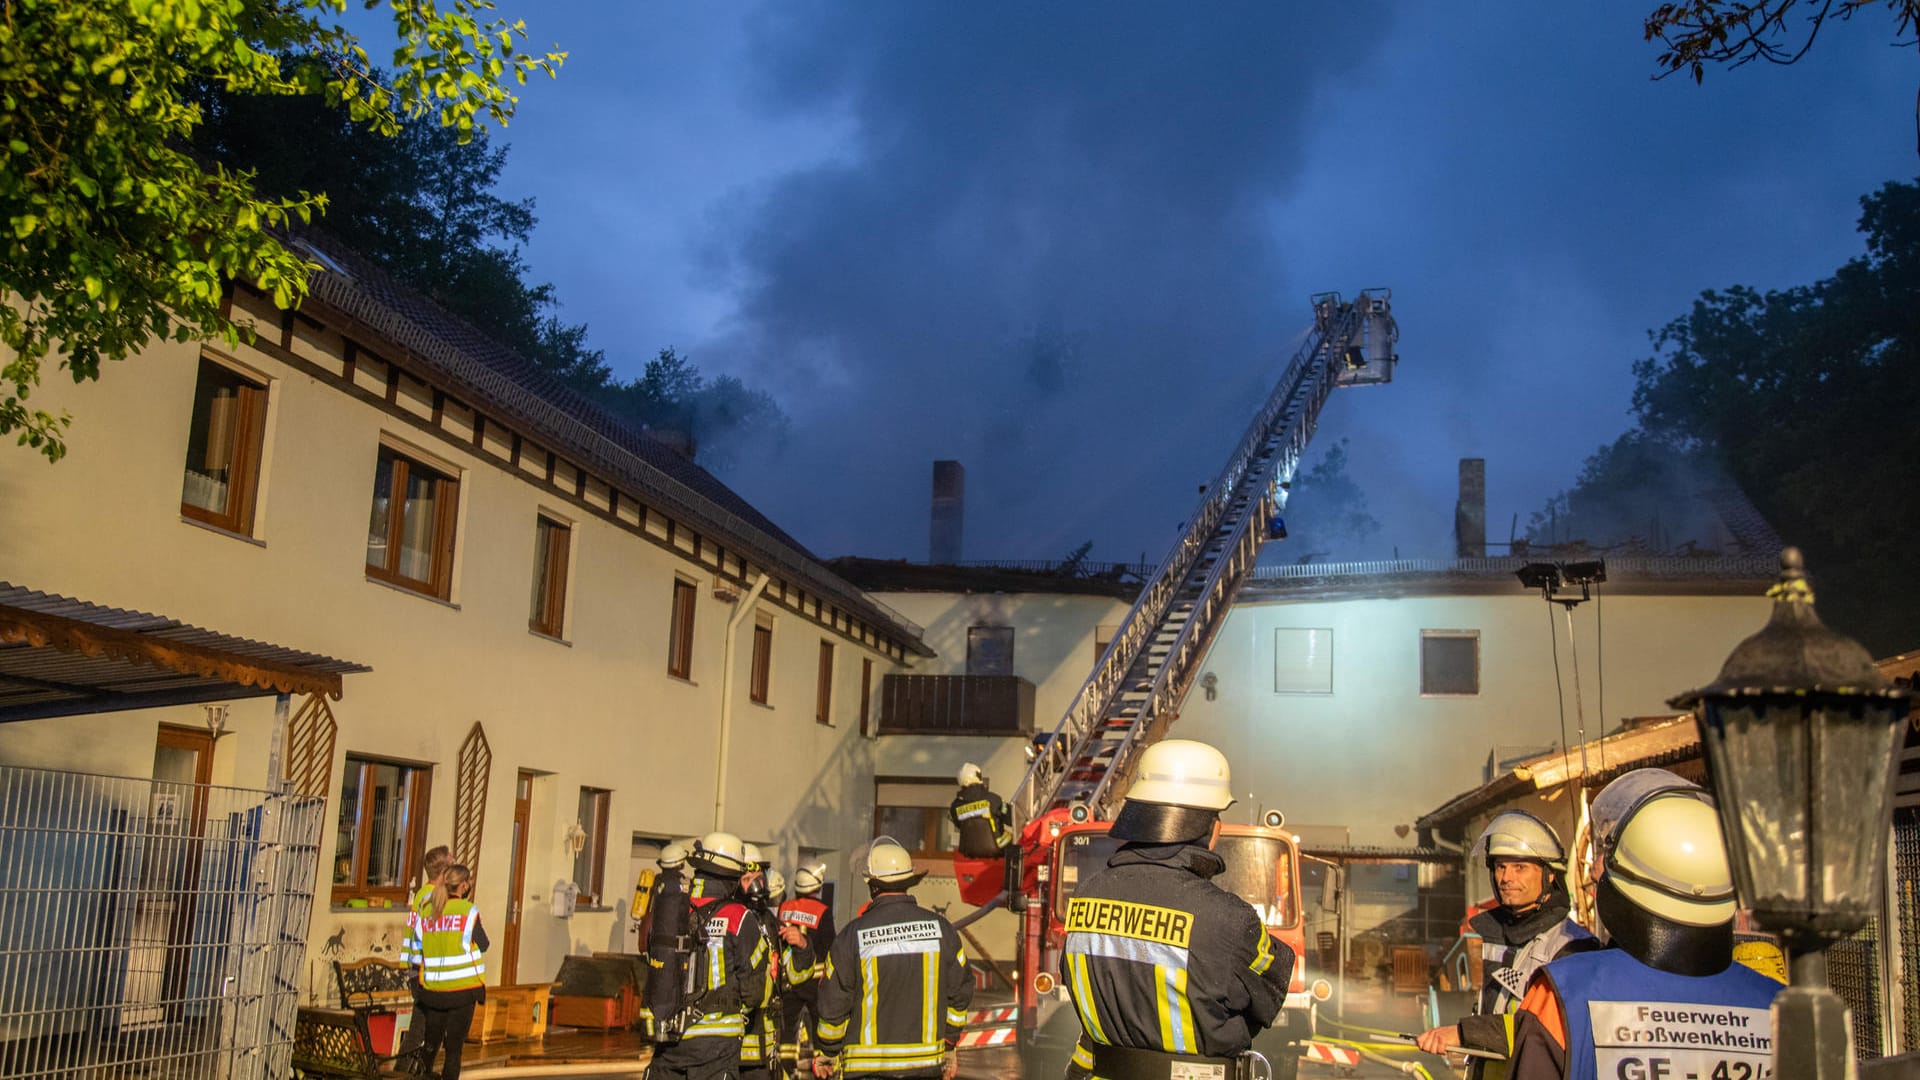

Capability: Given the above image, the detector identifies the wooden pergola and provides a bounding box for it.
[0,581,368,723]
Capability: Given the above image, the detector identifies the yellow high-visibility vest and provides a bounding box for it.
[419,898,485,990]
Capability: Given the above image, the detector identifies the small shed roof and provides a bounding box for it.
[0,583,369,723]
[1417,715,1704,837]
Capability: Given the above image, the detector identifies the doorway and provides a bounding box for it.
[500,770,534,985]
[126,725,215,1026]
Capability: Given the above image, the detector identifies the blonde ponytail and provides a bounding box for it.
[431,864,473,920]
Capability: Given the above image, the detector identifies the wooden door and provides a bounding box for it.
[500,770,533,985]
[138,725,214,1021]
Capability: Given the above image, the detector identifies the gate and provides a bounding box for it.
[0,765,324,1079]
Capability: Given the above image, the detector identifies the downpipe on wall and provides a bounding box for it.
[714,573,771,832]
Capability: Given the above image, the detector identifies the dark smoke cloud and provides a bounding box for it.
[703,5,1394,564]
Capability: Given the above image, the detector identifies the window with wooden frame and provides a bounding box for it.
[873,778,959,859]
[365,444,460,599]
[332,754,432,904]
[668,578,697,678]
[749,614,773,705]
[815,640,835,726]
[529,515,572,637]
[572,787,611,906]
[179,356,269,535]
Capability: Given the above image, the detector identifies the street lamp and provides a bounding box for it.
[1670,547,1910,1078]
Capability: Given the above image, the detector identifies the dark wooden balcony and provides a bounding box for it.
[878,674,1035,736]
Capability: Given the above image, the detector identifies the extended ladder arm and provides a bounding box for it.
[1010,291,1394,827]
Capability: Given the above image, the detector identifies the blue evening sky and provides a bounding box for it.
[372,4,1917,564]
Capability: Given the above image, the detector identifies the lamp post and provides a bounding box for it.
[1670,548,1910,1079]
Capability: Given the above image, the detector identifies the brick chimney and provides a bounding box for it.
[930,460,964,565]
[1455,458,1486,559]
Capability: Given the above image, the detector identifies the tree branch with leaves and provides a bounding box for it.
[1643,0,1920,156]
[0,0,564,461]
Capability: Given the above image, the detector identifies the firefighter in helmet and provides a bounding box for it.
[650,831,770,1080]
[1506,770,1783,1080]
[777,862,837,1074]
[948,763,1015,859]
[813,838,973,1080]
[644,839,695,1040]
[1415,811,1596,1077]
[742,866,787,1080]
[1061,739,1295,1080]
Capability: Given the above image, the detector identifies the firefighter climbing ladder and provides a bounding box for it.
[1011,290,1398,827]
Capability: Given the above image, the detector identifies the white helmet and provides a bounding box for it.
[958,763,985,787]
[865,836,926,886]
[1470,810,1567,874]
[658,840,690,871]
[1606,790,1737,927]
[765,869,786,899]
[794,862,828,895]
[691,831,752,876]
[1125,740,1235,811]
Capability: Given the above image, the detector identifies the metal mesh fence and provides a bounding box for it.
[1897,806,1920,1054]
[1829,920,1884,1060]
[0,765,323,1080]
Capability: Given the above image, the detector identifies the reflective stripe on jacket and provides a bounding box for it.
[681,878,769,1040]
[401,883,434,965]
[778,895,837,982]
[948,784,1014,856]
[1061,842,1293,1063]
[815,892,973,1077]
[419,899,485,990]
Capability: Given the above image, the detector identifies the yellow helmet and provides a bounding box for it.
[765,869,786,899]
[1606,792,1737,927]
[958,763,986,787]
[1124,739,1235,810]
[691,831,752,876]
[794,862,828,895]
[1111,740,1236,843]
[658,840,690,871]
[865,836,926,886]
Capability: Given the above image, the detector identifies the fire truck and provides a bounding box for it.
[953,290,1397,1080]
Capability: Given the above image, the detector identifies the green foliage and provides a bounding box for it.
[604,349,793,472]
[1540,179,1920,653]
[195,69,787,472]
[0,0,565,461]
[1524,431,1722,551]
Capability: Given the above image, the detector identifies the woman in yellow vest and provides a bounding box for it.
[414,863,489,1080]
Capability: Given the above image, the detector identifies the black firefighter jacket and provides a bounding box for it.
[1061,842,1294,1070]
[816,892,974,1077]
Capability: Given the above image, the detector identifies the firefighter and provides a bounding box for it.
[742,867,787,1080]
[813,838,973,1080]
[650,831,770,1080]
[1059,739,1295,1080]
[645,839,694,1040]
[948,763,1015,859]
[1506,770,1782,1080]
[777,862,837,1073]
[1415,810,1596,1077]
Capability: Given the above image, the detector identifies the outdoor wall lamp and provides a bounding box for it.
[1670,547,1910,1079]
